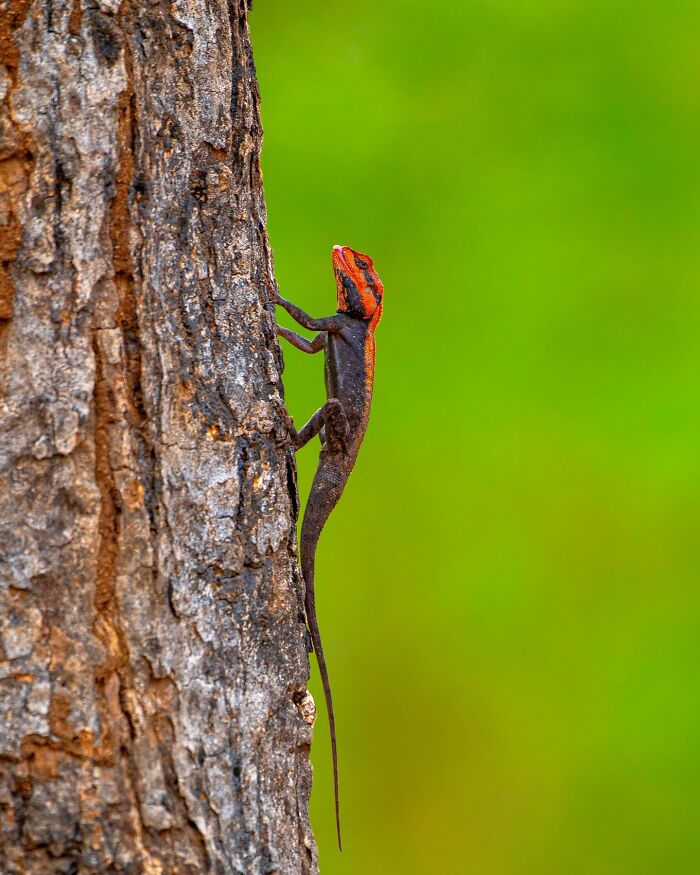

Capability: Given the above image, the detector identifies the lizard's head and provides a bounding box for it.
[332,245,383,329]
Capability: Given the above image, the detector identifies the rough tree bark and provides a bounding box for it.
[0,1,319,872]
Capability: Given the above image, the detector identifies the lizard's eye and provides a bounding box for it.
[355,257,368,270]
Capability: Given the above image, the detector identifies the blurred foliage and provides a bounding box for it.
[251,1,700,871]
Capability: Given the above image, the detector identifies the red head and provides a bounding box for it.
[332,245,383,330]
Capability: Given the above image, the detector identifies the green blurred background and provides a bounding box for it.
[252,1,700,871]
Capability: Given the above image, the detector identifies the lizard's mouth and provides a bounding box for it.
[332,246,352,309]
[332,245,349,272]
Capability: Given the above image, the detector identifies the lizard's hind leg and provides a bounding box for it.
[292,399,349,453]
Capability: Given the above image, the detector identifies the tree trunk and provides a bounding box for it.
[0,2,318,872]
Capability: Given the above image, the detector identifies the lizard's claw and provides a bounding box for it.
[272,399,298,448]
[266,282,281,310]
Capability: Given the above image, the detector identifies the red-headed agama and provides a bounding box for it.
[270,245,384,850]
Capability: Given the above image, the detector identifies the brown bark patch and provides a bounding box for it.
[0,1,32,72]
[93,353,119,615]
[0,2,34,353]
[68,0,82,38]
[0,146,30,323]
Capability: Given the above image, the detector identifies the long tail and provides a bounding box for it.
[304,555,341,850]
[300,467,345,851]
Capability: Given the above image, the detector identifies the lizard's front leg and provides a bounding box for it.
[272,293,344,333]
[276,326,326,354]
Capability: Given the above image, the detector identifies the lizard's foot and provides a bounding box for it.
[273,400,298,448]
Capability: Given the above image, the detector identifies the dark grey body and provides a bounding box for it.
[324,315,373,442]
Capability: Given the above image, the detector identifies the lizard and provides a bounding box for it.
[270,244,384,850]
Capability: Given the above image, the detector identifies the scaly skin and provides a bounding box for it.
[272,245,383,851]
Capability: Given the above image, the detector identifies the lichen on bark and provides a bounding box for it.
[0,1,317,872]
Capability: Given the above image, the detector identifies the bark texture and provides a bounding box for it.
[0,1,318,872]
